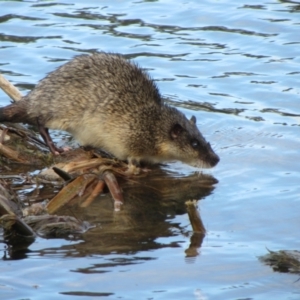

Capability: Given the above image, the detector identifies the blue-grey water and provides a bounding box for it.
[0,0,299,299]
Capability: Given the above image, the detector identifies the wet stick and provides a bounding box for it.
[103,171,124,211]
[185,200,206,234]
[80,180,105,208]
[46,174,96,214]
[0,74,23,102]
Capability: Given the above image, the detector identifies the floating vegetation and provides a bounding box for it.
[259,249,300,275]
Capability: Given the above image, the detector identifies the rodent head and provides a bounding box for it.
[158,109,219,168]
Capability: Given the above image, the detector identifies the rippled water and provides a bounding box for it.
[0,0,300,299]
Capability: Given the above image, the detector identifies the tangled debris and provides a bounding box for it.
[0,179,90,248]
[0,145,134,248]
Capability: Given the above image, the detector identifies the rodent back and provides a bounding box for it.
[20,52,219,167]
[26,53,163,124]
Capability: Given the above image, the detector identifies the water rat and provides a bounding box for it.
[0,52,219,168]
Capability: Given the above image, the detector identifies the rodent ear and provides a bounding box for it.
[171,123,184,139]
[190,115,196,125]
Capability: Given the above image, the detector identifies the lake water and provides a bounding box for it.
[0,0,300,299]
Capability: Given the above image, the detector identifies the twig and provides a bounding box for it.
[103,171,124,211]
[185,200,206,234]
[80,180,105,208]
[0,73,23,102]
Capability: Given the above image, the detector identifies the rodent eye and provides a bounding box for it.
[191,140,199,149]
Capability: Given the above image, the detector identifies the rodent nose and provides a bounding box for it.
[206,142,219,167]
[211,153,220,167]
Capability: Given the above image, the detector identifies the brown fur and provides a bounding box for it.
[0,52,219,168]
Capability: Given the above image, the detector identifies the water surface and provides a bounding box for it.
[0,0,299,299]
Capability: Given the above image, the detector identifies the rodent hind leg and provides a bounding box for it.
[36,118,64,155]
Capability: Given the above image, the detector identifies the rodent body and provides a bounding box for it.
[0,52,219,168]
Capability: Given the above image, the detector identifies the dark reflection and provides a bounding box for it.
[185,232,205,261]
[52,12,119,22]
[60,291,114,297]
[55,168,218,258]
[32,3,74,8]
[261,108,300,117]
[185,200,206,260]
[166,96,245,116]
[73,256,156,274]
[0,14,45,23]
[49,9,277,40]
[240,5,266,10]
[1,167,218,261]
[278,0,300,12]
[0,33,39,43]
[2,247,31,260]
[0,33,62,44]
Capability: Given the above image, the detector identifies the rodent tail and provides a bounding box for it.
[0,101,28,123]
